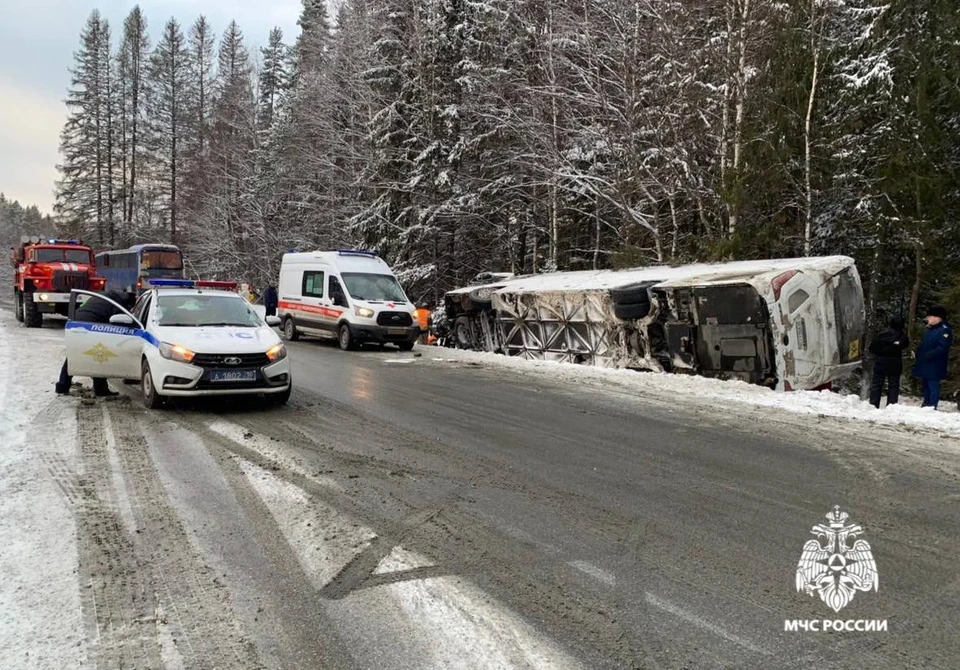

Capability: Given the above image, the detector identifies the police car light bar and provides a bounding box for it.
[337,249,378,258]
[195,280,239,290]
[147,279,240,291]
[148,279,196,287]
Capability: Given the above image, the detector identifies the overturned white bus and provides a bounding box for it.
[442,256,865,391]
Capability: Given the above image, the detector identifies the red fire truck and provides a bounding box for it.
[12,237,105,327]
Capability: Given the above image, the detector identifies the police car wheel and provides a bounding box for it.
[271,385,292,405]
[338,324,356,351]
[141,360,164,409]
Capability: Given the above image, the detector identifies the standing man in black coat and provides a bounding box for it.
[263,285,279,318]
[868,316,909,408]
[55,291,132,397]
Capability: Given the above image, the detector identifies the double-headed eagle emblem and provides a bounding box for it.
[796,506,878,612]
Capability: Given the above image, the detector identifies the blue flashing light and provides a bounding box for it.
[148,279,196,288]
[336,249,378,258]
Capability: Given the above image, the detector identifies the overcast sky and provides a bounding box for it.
[0,1,303,213]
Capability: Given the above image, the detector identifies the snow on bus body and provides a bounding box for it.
[63,279,291,408]
[462,256,863,392]
[278,249,420,351]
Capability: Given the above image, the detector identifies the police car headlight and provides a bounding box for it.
[159,342,196,364]
[266,343,287,362]
[354,306,375,318]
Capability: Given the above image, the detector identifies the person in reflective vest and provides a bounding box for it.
[415,303,432,344]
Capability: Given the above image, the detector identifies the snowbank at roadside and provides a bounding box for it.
[423,347,960,437]
[0,313,84,668]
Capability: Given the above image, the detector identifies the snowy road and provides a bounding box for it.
[2,310,959,669]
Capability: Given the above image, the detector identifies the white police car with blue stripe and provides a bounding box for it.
[65,280,292,408]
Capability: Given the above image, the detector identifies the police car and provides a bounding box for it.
[65,279,291,408]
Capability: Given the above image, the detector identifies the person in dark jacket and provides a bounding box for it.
[912,305,954,409]
[55,291,131,397]
[263,285,279,317]
[868,316,909,408]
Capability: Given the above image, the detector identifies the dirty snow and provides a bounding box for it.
[0,314,84,669]
[426,347,960,437]
[239,458,581,670]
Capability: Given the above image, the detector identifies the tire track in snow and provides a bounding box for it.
[237,456,584,670]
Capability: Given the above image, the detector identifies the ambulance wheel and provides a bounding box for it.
[397,341,415,352]
[14,291,24,322]
[23,291,42,328]
[338,324,356,351]
[283,317,300,341]
[141,360,164,409]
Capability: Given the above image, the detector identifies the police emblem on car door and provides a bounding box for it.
[65,290,145,380]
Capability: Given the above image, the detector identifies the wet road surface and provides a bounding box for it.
[10,314,960,669]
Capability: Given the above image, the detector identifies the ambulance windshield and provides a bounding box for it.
[341,273,406,302]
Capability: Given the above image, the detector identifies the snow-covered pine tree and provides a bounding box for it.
[350,0,419,259]
[186,16,216,159]
[117,6,150,231]
[179,14,216,241]
[55,10,112,244]
[203,21,256,275]
[258,28,288,133]
[293,0,332,81]
[145,18,192,243]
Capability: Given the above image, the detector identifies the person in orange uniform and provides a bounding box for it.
[415,303,432,344]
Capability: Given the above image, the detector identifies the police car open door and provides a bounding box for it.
[65,290,145,380]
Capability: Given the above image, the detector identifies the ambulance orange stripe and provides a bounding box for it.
[278,300,345,318]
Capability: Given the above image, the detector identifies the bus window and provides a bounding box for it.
[141,250,183,270]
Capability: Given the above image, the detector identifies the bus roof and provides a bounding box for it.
[492,256,855,294]
[96,244,181,255]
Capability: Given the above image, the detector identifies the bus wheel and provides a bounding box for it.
[283,317,300,341]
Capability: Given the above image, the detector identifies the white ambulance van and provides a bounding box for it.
[277,250,419,351]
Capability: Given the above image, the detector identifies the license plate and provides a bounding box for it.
[387,327,407,335]
[209,369,258,383]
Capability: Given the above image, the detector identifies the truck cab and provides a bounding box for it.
[12,236,105,327]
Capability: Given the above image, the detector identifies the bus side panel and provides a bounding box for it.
[98,253,138,296]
